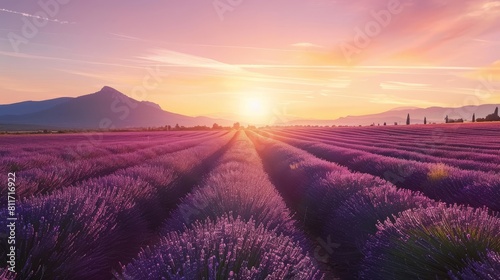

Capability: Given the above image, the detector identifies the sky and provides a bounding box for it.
[1,0,499,124]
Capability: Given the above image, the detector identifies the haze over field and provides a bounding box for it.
[1,0,500,125]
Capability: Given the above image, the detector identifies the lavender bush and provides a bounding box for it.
[163,134,298,239]
[449,250,500,280]
[247,131,394,234]
[326,186,438,275]
[360,204,500,279]
[454,182,500,213]
[0,268,15,280]
[119,216,325,280]
[303,171,393,233]
[0,176,152,280]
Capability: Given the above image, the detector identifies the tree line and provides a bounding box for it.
[401,107,499,125]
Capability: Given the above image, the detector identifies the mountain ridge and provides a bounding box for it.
[0,97,74,116]
[0,86,232,130]
[280,104,500,126]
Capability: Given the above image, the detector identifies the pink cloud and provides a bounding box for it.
[333,0,500,65]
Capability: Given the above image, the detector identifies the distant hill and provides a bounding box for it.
[0,86,232,130]
[387,106,421,112]
[281,104,500,126]
[0,97,73,116]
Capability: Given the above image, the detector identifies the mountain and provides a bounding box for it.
[0,97,73,116]
[387,106,421,112]
[0,86,232,130]
[281,104,500,126]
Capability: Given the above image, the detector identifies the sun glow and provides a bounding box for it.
[239,96,272,124]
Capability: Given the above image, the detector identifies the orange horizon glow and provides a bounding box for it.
[1,1,499,124]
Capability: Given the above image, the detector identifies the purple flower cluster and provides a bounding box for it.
[2,182,150,279]
[450,250,500,279]
[162,133,298,239]
[360,204,500,279]
[0,268,15,280]
[120,216,324,280]
[2,131,228,201]
[326,186,438,273]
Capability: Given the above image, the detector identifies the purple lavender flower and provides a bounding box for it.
[163,133,302,243]
[360,204,500,279]
[449,250,500,280]
[0,268,16,280]
[325,186,438,276]
[119,216,325,280]
[2,176,152,280]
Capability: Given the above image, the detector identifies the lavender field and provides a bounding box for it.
[1,124,500,280]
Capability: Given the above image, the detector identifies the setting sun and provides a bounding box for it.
[239,96,272,124]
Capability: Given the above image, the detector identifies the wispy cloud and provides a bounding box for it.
[291,42,325,48]
[53,69,125,82]
[0,50,146,70]
[109,33,144,41]
[369,94,448,107]
[0,8,75,24]
[467,60,500,81]
[225,65,479,71]
[467,1,500,16]
[139,49,246,73]
[380,81,431,90]
[335,0,500,65]
[0,76,50,93]
[472,38,500,44]
[323,78,352,88]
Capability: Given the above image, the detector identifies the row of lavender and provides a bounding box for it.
[283,125,500,156]
[262,129,500,213]
[0,131,222,173]
[272,127,500,171]
[247,130,500,279]
[305,124,500,150]
[1,132,235,279]
[117,132,328,279]
[0,131,228,202]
